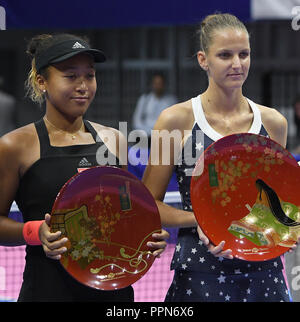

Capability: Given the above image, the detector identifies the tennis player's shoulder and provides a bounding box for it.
[257,104,287,131]
[89,122,126,143]
[155,99,194,131]
[256,103,288,147]
[0,123,38,160]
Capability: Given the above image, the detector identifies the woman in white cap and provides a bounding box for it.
[0,33,168,301]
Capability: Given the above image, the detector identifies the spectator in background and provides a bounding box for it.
[0,75,16,136]
[132,73,177,140]
[129,73,178,196]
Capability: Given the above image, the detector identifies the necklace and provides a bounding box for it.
[44,116,84,140]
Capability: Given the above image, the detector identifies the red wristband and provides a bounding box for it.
[23,220,44,245]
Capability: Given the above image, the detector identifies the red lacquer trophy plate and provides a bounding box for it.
[50,166,161,290]
[191,133,300,261]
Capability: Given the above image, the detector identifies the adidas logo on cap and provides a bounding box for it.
[72,41,85,49]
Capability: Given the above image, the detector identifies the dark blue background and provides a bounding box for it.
[1,0,251,29]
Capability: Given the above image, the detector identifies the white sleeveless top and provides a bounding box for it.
[191,95,264,142]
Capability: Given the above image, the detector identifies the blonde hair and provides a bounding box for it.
[198,13,249,53]
[25,34,53,105]
[25,57,47,105]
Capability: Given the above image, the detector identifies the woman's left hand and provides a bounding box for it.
[147,229,170,258]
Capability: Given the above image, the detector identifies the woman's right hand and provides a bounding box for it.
[197,225,233,259]
[39,213,68,260]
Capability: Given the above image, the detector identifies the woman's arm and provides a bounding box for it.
[143,164,197,228]
[259,105,288,148]
[0,128,68,259]
[0,135,25,245]
[142,104,197,228]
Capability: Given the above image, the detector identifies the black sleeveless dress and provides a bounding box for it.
[16,119,134,302]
